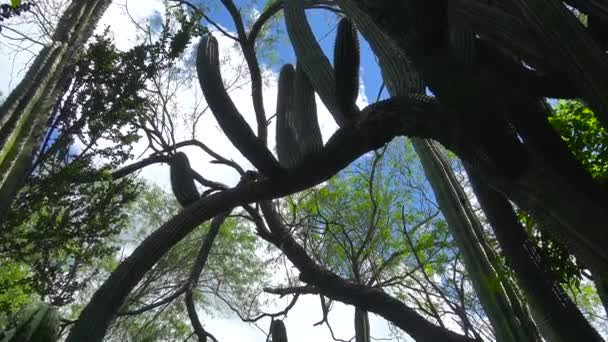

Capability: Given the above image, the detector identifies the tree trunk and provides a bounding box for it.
[354,308,370,342]
[0,0,112,221]
[467,167,604,342]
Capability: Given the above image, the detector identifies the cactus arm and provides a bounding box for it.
[170,152,201,207]
[510,0,608,128]
[292,63,323,159]
[276,64,300,168]
[219,0,269,144]
[334,18,360,119]
[196,35,283,178]
[283,0,346,126]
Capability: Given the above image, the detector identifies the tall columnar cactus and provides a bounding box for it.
[276,64,299,168]
[334,2,543,341]
[275,62,324,168]
[0,0,113,222]
[196,34,283,178]
[283,0,345,126]
[292,63,323,159]
[334,18,360,119]
[169,152,200,207]
[270,320,288,342]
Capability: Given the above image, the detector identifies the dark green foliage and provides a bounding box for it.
[270,320,287,342]
[170,152,200,207]
[0,25,188,309]
[293,63,323,158]
[334,18,360,119]
[516,101,608,287]
[275,64,299,168]
[1,169,140,307]
[1,301,59,342]
[549,100,608,183]
[0,2,33,32]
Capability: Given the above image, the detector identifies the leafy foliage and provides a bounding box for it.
[549,100,608,183]
[516,101,608,288]
[0,1,32,32]
[102,184,270,341]
[0,11,202,315]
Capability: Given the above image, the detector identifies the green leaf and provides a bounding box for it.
[11,0,21,8]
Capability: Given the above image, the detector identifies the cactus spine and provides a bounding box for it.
[170,152,200,207]
[334,18,360,119]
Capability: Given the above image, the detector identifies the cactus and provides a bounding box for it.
[275,62,324,168]
[196,34,282,178]
[334,18,360,119]
[293,63,323,159]
[276,64,300,168]
[270,320,288,342]
[283,0,346,126]
[170,152,200,207]
[1,301,59,342]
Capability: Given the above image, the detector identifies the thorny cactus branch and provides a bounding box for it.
[292,63,323,158]
[283,0,345,126]
[220,0,269,144]
[196,34,283,178]
[334,18,360,119]
[510,0,608,129]
[270,320,288,342]
[275,64,300,168]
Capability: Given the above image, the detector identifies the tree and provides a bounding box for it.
[58,184,270,341]
[1,0,607,341]
[276,139,500,340]
[0,0,114,220]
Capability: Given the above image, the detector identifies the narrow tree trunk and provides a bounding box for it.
[354,308,370,342]
[0,0,112,221]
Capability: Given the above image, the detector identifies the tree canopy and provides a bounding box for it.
[0,0,607,341]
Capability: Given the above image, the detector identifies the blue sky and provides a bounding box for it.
[192,0,386,103]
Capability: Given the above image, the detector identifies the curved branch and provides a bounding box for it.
[112,155,172,179]
[185,213,230,342]
[66,96,455,342]
[259,202,475,342]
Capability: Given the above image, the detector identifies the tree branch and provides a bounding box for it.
[259,201,476,342]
